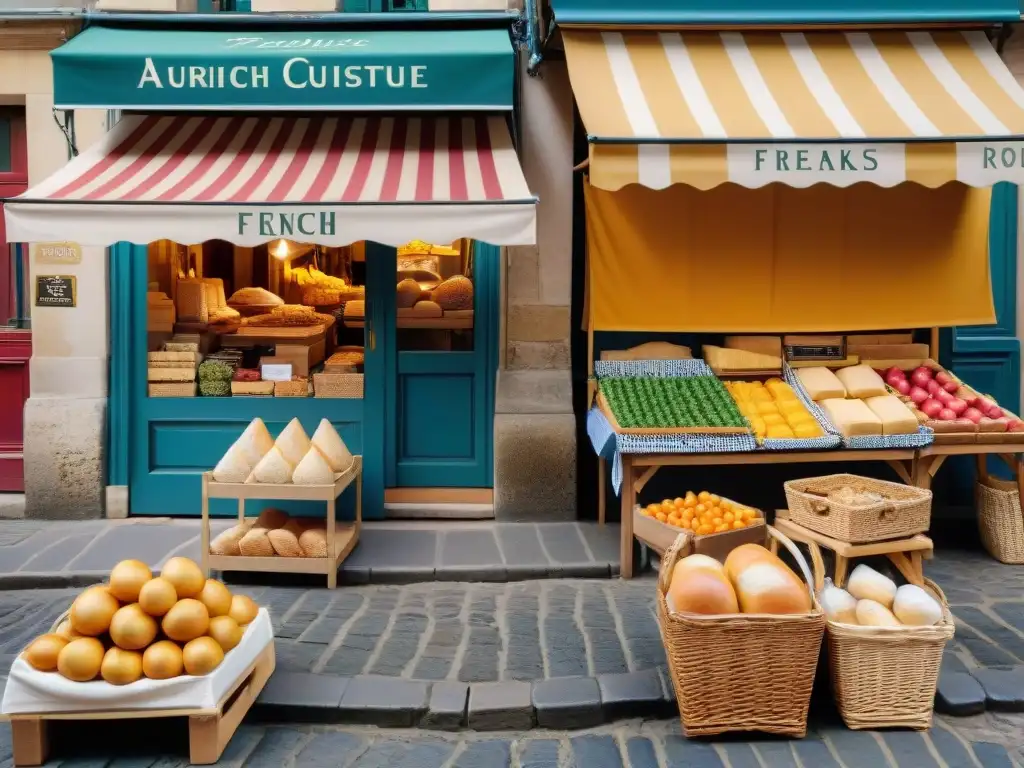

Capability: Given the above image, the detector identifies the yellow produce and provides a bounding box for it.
[161,557,206,599]
[725,380,824,442]
[108,560,152,603]
[23,634,69,671]
[162,599,210,642]
[57,637,105,682]
[138,577,178,617]
[101,647,144,686]
[197,579,233,618]
[143,640,184,680]
[183,637,225,676]
[639,492,757,534]
[228,594,259,626]
[109,604,158,651]
[55,619,80,640]
[70,586,120,637]
[208,615,244,652]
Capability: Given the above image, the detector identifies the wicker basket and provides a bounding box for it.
[657,527,825,737]
[976,459,1024,564]
[784,474,932,543]
[314,373,363,398]
[824,578,954,730]
[148,382,196,397]
[274,379,310,398]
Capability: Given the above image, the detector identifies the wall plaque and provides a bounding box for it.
[33,242,82,265]
[35,275,77,308]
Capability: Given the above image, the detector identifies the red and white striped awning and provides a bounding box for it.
[4,114,537,247]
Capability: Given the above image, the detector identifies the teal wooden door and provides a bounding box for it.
[367,242,498,488]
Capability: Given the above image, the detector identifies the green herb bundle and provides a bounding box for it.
[600,376,745,429]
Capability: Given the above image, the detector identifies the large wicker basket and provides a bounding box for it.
[824,578,954,730]
[976,458,1024,564]
[784,474,932,543]
[657,527,825,737]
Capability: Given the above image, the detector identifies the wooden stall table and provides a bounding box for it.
[613,448,917,578]
[771,510,934,592]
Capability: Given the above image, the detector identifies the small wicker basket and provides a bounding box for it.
[821,573,954,730]
[976,458,1024,564]
[148,382,196,397]
[784,474,932,543]
[314,373,364,399]
[274,379,310,398]
[657,527,825,737]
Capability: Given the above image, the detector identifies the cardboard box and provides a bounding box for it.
[270,340,326,377]
[633,505,765,562]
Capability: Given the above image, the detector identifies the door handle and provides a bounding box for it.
[368,324,376,352]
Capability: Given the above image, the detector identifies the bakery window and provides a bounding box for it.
[390,239,474,352]
[145,239,365,399]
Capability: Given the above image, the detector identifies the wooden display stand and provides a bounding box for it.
[6,644,275,767]
[200,457,362,589]
[770,510,934,592]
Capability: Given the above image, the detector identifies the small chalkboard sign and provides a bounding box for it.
[35,275,76,308]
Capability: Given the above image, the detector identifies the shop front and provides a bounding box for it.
[547,21,1024,572]
[4,22,536,519]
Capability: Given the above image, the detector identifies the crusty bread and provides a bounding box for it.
[238,528,274,557]
[209,522,252,556]
[667,567,739,615]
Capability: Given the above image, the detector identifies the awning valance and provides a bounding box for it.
[3,114,537,248]
[52,27,515,112]
[564,29,1024,190]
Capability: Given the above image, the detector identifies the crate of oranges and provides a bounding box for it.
[634,491,765,560]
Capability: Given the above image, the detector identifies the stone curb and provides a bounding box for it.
[935,665,1024,716]
[0,563,620,591]
[252,667,676,731]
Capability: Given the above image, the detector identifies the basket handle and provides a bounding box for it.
[878,504,896,522]
[657,531,694,596]
[767,525,816,602]
[810,500,831,517]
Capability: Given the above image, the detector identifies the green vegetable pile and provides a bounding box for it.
[199,380,231,397]
[198,360,233,383]
[600,376,746,429]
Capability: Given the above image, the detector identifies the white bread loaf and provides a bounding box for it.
[725,545,811,615]
[855,599,901,627]
[673,554,725,576]
[892,584,942,626]
[847,565,897,609]
[667,566,739,615]
[818,578,858,624]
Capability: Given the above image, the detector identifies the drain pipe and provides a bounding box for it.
[524,0,542,75]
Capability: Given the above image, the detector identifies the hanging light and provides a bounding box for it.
[272,240,290,260]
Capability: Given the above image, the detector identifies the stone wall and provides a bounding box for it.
[0,32,111,519]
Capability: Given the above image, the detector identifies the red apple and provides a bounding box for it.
[935,371,953,385]
[912,370,935,389]
[973,396,997,412]
[942,381,959,394]
[1010,421,1024,433]
[921,399,944,418]
[936,389,954,404]
[963,407,984,424]
[909,387,930,406]
[991,417,1011,432]
[947,398,968,415]
[926,380,943,395]
[894,380,911,395]
[988,406,1005,419]
[938,408,956,421]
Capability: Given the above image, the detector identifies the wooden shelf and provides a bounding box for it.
[201,457,362,589]
[343,316,473,330]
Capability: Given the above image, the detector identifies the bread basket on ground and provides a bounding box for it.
[812,560,954,730]
[784,474,932,543]
[657,526,825,737]
[975,457,1024,564]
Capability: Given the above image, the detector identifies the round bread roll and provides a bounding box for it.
[108,560,152,603]
[256,508,289,530]
[298,527,328,558]
[727,550,811,615]
[138,577,178,617]
[856,599,901,627]
[210,523,252,557]
[892,584,942,626]
[268,520,306,558]
[847,565,898,609]
[667,567,738,615]
[239,528,274,558]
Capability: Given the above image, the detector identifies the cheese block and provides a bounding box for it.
[796,367,847,401]
[835,364,888,399]
[723,336,783,357]
[703,345,782,371]
[863,395,919,435]
[820,398,883,437]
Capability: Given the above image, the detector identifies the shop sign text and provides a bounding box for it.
[237,211,342,239]
[33,242,81,265]
[957,142,1024,185]
[35,275,76,308]
[729,143,905,187]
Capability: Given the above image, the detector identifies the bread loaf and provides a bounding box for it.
[238,528,274,557]
[818,579,858,624]
[299,527,328,558]
[892,584,942,626]
[255,508,289,530]
[725,545,811,615]
[855,599,901,627]
[268,520,305,558]
[209,523,252,556]
[847,565,897,608]
[667,565,738,615]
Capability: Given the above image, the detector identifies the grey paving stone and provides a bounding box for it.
[972,667,1024,711]
[570,735,622,768]
[578,524,619,563]
[254,671,348,722]
[750,742,797,768]
[792,739,841,768]
[453,740,512,768]
[369,566,437,584]
[243,727,309,768]
[971,741,1014,768]
[538,523,589,564]
[820,726,889,768]
[68,524,197,571]
[495,525,549,565]
[467,681,534,731]
[533,677,602,729]
[928,724,977,768]
[624,738,659,768]
[942,650,970,675]
[954,623,1021,668]
[421,682,468,730]
[658,666,676,704]
[440,530,502,567]
[434,566,508,582]
[955,607,1024,662]
[349,740,453,768]
[294,732,368,767]
[337,675,429,727]
[881,732,939,767]
[720,743,761,768]
[662,736,724,767]
[19,532,98,572]
[935,671,987,716]
[518,739,561,768]
[598,668,667,720]
[345,530,438,568]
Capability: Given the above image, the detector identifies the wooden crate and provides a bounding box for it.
[313,373,363,398]
[633,504,765,561]
[6,643,275,767]
[201,457,363,589]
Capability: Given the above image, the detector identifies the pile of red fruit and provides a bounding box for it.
[877,365,1024,432]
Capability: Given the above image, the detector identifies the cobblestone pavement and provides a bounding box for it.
[1,716,1021,767]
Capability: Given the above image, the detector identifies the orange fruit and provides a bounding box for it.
[661,501,675,515]
[681,518,693,530]
[673,497,685,507]
[698,491,711,502]
[656,512,667,523]
[732,520,746,530]
[741,508,755,522]
[723,511,735,524]
[684,494,697,508]
[715,524,729,533]
[709,494,721,506]
[695,504,707,516]
[681,510,695,523]
[709,506,721,518]
[711,517,723,527]
[695,524,713,535]
[646,504,660,516]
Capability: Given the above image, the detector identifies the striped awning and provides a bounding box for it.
[563,29,1024,190]
[4,114,536,247]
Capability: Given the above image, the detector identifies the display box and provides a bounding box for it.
[633,504,765,561]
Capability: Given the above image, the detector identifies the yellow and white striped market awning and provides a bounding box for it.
[563,29,1024,190]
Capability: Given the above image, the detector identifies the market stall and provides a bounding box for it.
[561,28,1024,577]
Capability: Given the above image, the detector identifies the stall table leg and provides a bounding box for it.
[598,457,606,526]
[620,455,635,579]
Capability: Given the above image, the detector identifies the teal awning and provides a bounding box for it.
[548,0,1020,25]
[52,26,515,111]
